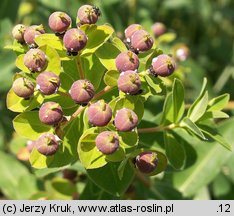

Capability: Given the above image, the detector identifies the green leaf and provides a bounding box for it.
[80,24,114,56]
[172,79,185,122]
[109,95,144,121]
[13,111,53,140]
[45,177,77,200]
[34,33,64,51]
[111,37,128,52]
[144,73,164,94]
[161,92,174,125]
[62,58,79,81]
[87,161,135,196]
[158,32,176,43]
[198,124,232,151]
[7,89,44,113]
[187,91,208,122]
[181,117,206,140]
[4,40,28,54]
[78,127,125,169]
[118,155,132,180]
[164,131,186,169]
[118,130,139,149]
[212,111,229,118]
[81,54,106,90]
[138,75,156,100]
[78,128,106,169]
[15,54,30,73]
[103,70,119,86]
[95,42,120,70]
[0,152,38,199]
[40,45,61,75]
[207,93,230,111]
[199,110,229,122]
[30,148,54,169]
[172,118,234,197]
[138,48,163,71]
[62,54,105,90]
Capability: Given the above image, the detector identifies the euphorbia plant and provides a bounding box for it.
[7,4,231,197]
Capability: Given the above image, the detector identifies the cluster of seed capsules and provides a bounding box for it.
[11,4,182,174]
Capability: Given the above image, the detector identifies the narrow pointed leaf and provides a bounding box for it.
[181,117,206,140]
[172,79,185,122]
[164,131,186,169]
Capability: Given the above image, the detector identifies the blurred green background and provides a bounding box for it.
[0,0,234,199]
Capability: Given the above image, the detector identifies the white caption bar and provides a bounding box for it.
[0,200,233,216]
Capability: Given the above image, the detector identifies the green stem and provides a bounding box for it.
[57,90,70,98]
[92,86,114,100]
[70,106,86,121]
[137,123,176,133]
[76,55,85,79]
[21,73,35,83]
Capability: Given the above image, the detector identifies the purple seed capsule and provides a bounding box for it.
[36,71,60,95]
[117,70,141,95]
[151,22,166,37]
[114,108,138,132]
[131,30,154,52]
[48,11,71,33]
[24,48,47,72]
[151,54,176,77]
[95,131,119,155]
[39,102,63,126]
[36,133,60,156]
[12,77,34,99]
[124,24,143,42]
[135,151,158,174]
[63,28,87,54]
[87,100,112,127]
[69,79,94,105]
[23,25,45,47]
[115,51,139,72]
[175,45,190,62]
[12,24,27,43]
[77,4,101,25]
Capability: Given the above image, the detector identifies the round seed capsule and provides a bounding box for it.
[95,131,119,155]
[131,30,154,52]
[48,11,71,33]
[24,48,47,72]
[36,133,60,156]
[117,70,141,95]
[87,100,112,127]
[114,108,138,132]
[151,54,176,77]
[77,4,101,25]
[12,77,34,99]
[69,80,95,105]
[12,24,26,43]
[63,28,87,54]
[115,51,139,72]
[36,71,60,95]
[39,102,63,126]
[135,151,158,174]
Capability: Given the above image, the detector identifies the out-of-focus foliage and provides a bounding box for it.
[0,0,234,200]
